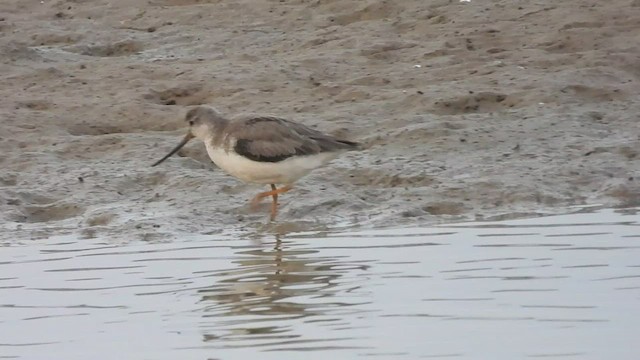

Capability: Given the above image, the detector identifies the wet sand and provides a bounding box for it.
[1,0,639,239]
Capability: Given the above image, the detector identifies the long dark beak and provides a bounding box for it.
[151,132,194,167]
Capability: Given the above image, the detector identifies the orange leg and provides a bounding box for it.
[250,184,293,220]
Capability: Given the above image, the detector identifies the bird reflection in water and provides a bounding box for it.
[197,234,370,346]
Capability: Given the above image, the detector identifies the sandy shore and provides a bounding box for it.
[1,0,639,240]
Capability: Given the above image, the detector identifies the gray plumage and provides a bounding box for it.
[187,107,360,163]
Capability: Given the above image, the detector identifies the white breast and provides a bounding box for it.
[204,142,340,185]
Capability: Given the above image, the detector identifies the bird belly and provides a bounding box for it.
[206,145,339,184]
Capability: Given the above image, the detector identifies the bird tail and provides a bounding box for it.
[337,139,361,150]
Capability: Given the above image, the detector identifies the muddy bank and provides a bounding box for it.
[1,0,639,240]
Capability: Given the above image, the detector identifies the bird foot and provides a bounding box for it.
[249,184,292,219]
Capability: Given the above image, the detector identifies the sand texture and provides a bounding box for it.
[1,0,639,240]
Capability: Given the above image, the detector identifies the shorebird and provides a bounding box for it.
[152,106,360,220]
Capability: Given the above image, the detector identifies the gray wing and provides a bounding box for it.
[228,116,359,163]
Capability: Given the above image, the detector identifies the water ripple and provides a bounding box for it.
[0,208,638,359]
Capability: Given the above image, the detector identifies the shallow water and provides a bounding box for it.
[1,208,639,359]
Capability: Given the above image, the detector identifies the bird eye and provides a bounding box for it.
[189,120,194,126]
